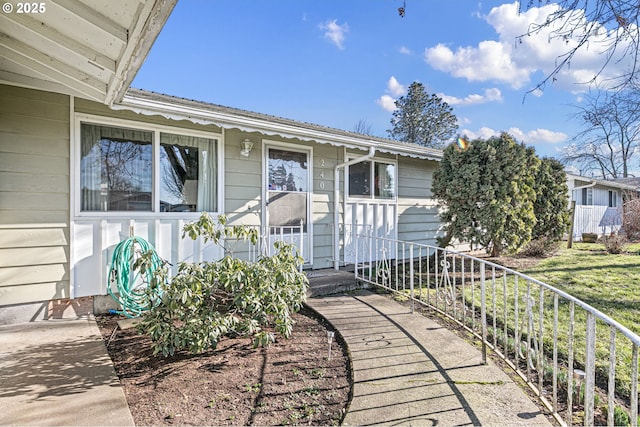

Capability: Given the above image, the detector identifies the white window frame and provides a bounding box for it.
[72,113,224,218]
[581,187,594,206]
[346,156,398,202]
[609,190,618,208]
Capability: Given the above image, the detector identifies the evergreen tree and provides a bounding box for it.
[432,133,540,256]
[532,158,570,241]
[387,82,458,148]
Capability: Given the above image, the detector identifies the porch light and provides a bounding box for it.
[240,139,254,157]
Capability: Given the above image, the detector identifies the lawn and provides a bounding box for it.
[520,242,640,337]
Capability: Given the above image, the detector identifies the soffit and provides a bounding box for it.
[0,0,176,104]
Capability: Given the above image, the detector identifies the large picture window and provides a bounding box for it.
[348,160,396,200]
[79,121,218,213]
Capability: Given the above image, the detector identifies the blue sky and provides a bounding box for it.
[133,0,633,160]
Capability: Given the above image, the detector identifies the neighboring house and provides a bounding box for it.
[0,2,443,323]
[566,174,638,241]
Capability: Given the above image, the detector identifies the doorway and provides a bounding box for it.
[263,144,312,263]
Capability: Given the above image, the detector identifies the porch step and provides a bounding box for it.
[306,269,367,297]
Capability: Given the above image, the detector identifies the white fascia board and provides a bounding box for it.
[566,173,637,191]
[116,94,443,161]
[105,0,178,105]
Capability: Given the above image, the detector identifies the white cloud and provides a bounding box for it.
[424,1,637,91]
[387,76,406,97]
[399,46,412,55]
[461,126,568,144]
[375,76,407,112]
[426,40,532,89]
[376,95,397,112]
[319,19,349,50]
[439,88,503,106]
[460,127,500,141]
[508,127,568,144]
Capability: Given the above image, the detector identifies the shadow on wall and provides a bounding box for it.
[397,203,444,246]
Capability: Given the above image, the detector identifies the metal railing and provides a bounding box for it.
[349,228,639,427]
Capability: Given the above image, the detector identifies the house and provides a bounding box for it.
[566,173,638,241]
[0,1,443,323]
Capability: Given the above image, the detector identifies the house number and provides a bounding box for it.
[318,158,325,190]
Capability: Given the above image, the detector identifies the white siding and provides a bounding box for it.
[0,85,70,305]
[569,181,625,238]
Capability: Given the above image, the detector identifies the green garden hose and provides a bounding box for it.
[107,236,163,318]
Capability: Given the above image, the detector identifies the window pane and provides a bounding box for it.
[267,191,307,231]
[268,148,308,192]
[80,123,152,211]
[349,161,371,197]
[375,163,395,199]
[160,133,216,212]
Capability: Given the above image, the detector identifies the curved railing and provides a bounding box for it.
[348,228,639,427]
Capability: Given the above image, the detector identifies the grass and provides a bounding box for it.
[489,242,640,400]
[400,241,640,402]
[520,242,640,336]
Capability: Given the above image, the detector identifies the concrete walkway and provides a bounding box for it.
[0,289,552,426]
[0,318,134,426]
[307,290,553,426]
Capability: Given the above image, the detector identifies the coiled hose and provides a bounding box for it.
[107,236,163,318]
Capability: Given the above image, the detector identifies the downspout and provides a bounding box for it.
[333,146,376,270]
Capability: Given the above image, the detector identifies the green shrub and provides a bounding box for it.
[136,214,308,356]
[602,405,631,427]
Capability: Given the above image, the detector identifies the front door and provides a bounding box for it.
[264,145,312,263]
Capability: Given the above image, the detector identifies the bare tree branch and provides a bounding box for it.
[562,86,640,177]
[519,0,640,95]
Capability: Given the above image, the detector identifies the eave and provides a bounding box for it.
[0,0,177,105]
[116,89,443,161]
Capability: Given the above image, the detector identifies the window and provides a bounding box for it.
[375,162,396,199]
[159,133,216,212]
[79,121,218,213]
[267,147,309,231]
[609,190,618,208]
[348,160,396,200]
[581,187,593,206]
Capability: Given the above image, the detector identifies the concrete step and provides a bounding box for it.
[306,269,367,297]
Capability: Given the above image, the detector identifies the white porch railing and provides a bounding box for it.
[225,224,304,266]
[348,228,639,427]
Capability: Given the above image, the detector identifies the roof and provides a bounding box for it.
[115,88,443,161]
[0,0,177,105]
[612,177,640,188]
[566,173,639,191]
